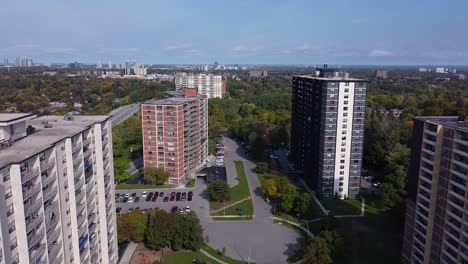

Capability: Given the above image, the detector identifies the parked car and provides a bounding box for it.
[148,192,154,197]
[179,207,184,213]
[116,207,122,214]
[159,192,164,197]
[187,195,192,201]
[185,205,190,213]
[163,196,169,202]
[170,195,175,202]
[372,182,381,188]
[142,191,147,198]
[122,197,128,203]
[146,194,153,202]
[128,197,133,203]
[128,208,133,212]
[124,193,130,198]
[151,196,158,202]
[134,197,140,203]
[176,193,181,202]
[171,206,178,213]
[131,193,137,197]
[181,192,187,201]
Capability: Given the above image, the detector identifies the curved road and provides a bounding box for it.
[199,137,301,264]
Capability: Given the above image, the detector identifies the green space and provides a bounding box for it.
[307,194,402,264]
[209,161,251,211]
[208,138,216,154]
[212,216,253,221]
[323,199,362,216]
[186,178,196,188]
[212,199,253,216]
[162,244,248,264]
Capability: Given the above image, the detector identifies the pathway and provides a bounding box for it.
[209,196,252,214]
[119,242,138,264]
[200,249,228,264]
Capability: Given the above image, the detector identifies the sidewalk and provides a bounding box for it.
[119,242,138,264]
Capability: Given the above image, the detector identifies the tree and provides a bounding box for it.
[146,210,177,250]
[294,192,311,217]
[117,209,148,243]
[280,184,298,212]
[261,179,278,198]
[144,167,170,185]
[304,230,343,264]
[206,180,230,202]
[255,162,269,173]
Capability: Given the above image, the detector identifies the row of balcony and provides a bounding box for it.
[26,212,43,233]
[48,240,62,263]
[21,167,40,184]
[27,228,45,248]
[29,242,46,263]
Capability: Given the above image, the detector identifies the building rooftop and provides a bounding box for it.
[0,115,109,169]
[0,113,36,124]
[295,75,365,82]
[416,116,468,132]
[143,94,206,106]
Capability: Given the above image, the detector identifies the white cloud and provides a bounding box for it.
[368,49,394,57]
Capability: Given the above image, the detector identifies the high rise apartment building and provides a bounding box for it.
[141,89,208,185]
[0,113,118,264]
[174,73,225,98]
[402,116,468,264]
[290,66,367,199]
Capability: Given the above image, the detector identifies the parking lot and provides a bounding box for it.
[114,179,210,217]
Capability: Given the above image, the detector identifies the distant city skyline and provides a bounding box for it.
[2,0,468,65]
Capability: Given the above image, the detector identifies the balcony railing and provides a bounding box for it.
[23,184,41,200]
[25,198,42,216]
[21,167,40,184]
[76,190,85,203]
[73,154,83,166]
[29,242,46,263]
[104,175,111,185]
[51,253,63,264]
[83,137,91,146]
[72,142,82,153]
[26,212,44,233]
[43,185,57,203]
[40,159,56,172]
[45,202,58,221]
[88,212,96,223]
[83,148,92,158]
[104,165,110,177]
[78,223,87,239]
[88,201,96,214]
[75,178,85,191]
[86,179,94,194]
[42,171,57,187]
[47,226,61,245]
[77,211,87,227]
[102,137,109,146]
[74,166,83,177]
[76,202,86,214]
[48,241,62,262]
[27,227,45,247]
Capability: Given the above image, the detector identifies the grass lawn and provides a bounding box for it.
[186,178,196,188]
[162,244,248,264]
[323,199,362,215]
[210,161,251,211]
[208,138,216,154]
[115,184,171,190]
[257,172,276,182]
[212,199,253,216]
[308,194,402,264]
[212,216,253,221]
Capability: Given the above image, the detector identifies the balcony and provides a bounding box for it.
[73,154,83,166]
[78,223,87,239]
[86,179,95,194]
[40,159,56,171]
[76,202,86,215]
[25,198,42,216]
[74,166,83,177]
[21,167,40,184]
[88,201,96,215]
[103,157,110,169]
[88,212,96,223]
[89,222,97,234]
[72,142,82,153]
[51,253,63,264]
[104,165,110,177]
[102,128,108,135]
[48,241,62,262]
[27,227,45,247]
[45,201,58,221]
[76,190,85,203]
[103,147,109,158]
[47,226,61,246]
[23,184,41,200]
[42,171,57,187]
[83,137,91,146]
[29,243,46,263]
[106,194,112,206]
[83,148,92,158]
[102,137,109,146]
[26,212,44,233]
[75,178,85,191]
[43,185,57,203]
[104,175,111,185]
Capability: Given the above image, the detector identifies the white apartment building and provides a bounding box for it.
[0,113,118,264]
[174,73,224,98]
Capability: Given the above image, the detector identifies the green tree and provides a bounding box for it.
[206,180,230,202]
[255,162,269,173]
[146,210,176,250]
[304,230,343,264]
[280,184,298,212]
[294,192,311,217]
[261,179,278,198]
[117,209,148,243]
[144,167,170,185]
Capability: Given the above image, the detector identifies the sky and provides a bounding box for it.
[2,0,468,65]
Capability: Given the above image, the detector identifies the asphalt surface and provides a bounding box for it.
[108,103,140,127]
[116,136,301,263]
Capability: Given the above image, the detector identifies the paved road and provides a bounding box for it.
[116,136,302,263]
[127,156,143,175]
[109,103,140,127]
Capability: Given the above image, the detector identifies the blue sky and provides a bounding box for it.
[2,0,468,65]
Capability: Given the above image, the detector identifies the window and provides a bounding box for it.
[340,165,345,169]
[344,88,349,93]
[342,130,347,135]
[342,124,347,129]
[343,107,348,111]
[344,101,348,105]
[345,82,349,86]
[341,142,346,146]
[343,113,348,117]
[340,160,345,164]
[342,136,346,140]
[3,173,10,182]
[343,119,348,123]
[341,148,346,152]
[344,95,349,99]
[339,182,344,186]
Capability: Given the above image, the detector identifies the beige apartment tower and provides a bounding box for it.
[0,113,118,264]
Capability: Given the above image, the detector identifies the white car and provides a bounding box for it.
[124,193,130,198]
[128,197,134,203]
[372,182,381,188]
[185,205,191,213]
[142,191,147,198]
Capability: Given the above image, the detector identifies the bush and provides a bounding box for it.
[117,209,148,243]
[144,167,170,185]
[255,162,269,173]
[206,180,230,202]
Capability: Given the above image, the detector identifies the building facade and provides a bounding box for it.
[141,89,208,185]
[0,113,118,264]
[402,116,468,264]
[174,73,224,98]
[376,69,388,79]
[290,67,367,199]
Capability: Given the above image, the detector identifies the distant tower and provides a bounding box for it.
[3,57,8,66]
[108,61,112,69]
[97,60,102,69]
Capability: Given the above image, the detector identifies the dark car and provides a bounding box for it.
[181,192,187,201]
[116,207,122,214]
[170,192,176,197]
[134,197,140,203]
[187,195,192,201]
[188,191,193,197]
[148,192,154,197]
[151,195,158,202]
[131,193,137,197]
[163,196,169,202]
[159,192,164,197]
[146,195,152,202]
[170,195,175,201]
[122,197,129,203]
[171,206,178,213]
[176,192,181,201]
